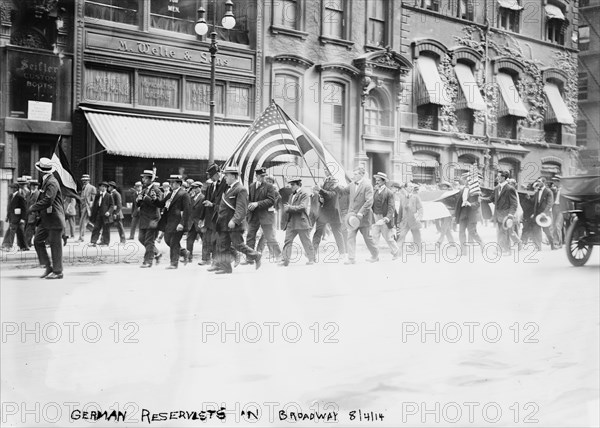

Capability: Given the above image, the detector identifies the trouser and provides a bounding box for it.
[113,218,126,242]
[2,222,27,249]
[139,228,158,265]
[216,229,259,271]
[551,206,563,246]
[282,228,315,263]
[34,227,63,274]
[495,221,511,252]
[347,226,379,261]
[186,227,202,260]
[532,224,555,250]
[459,220,482,247]
[129,215,139,239]
[313,220,346,255]
[250,222,281,257]
[436,218,455,244]
[79,208,90,239]
[90,216,110,244]
[65,215,76,237]
[164,230,185,266]
[201,228,218,262]
[25,222,36,247]
[371,215,399,256]
[396,224,422,253]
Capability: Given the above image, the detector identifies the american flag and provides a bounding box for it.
[462,164,483,196]
[225,102,302,185]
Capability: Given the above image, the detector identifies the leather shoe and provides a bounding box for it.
[40,267,53,278]
[197,260,209,266]
[215,269,232,274]
[140,264,152,268]
[344,259,356,265]
[166,265,177,269]
[366,256,379,263]
[207,265,221,272]
[278,260,289,267]
[254,253,262,270]
[45,272,63,280]
[233,253,241,267]
[306,260,315,265]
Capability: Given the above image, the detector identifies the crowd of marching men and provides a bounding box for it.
[3,158,565,279]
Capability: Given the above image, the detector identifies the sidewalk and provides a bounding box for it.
[1,223,503,269]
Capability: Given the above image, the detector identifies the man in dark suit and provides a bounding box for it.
[213,166,262,274]
[155,175,191,269]
[244,167,281,264]
[185,181,205,263]
[371,172,399,259]
[199,163,229,267]
[312,176,346,258]
[482,170,518,254]
[129,181,142,240]
[455,176,483,254]
[107,181,126,244]
[137,170,162,268]
[280,178,316,267]
[25,179,40,248]
[2,183,28,251]
[89,181,114,246]
[28,158,66,279]
[341,166,379,264]
[531,177,557,251]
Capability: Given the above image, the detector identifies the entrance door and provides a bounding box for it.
[367,152,389,178]
[17,134,56,179]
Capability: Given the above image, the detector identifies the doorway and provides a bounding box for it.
[17,134,57,179]
[366,152,389,178]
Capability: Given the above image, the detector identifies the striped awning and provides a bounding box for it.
[545,4,565,20]
[498,0,524,10]
[82,107,249,160]
[544,82,574,125]
[455,63,486,110]
[415,56,451,106]
[496,72,528,118]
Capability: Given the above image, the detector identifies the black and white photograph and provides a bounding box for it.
[1,0,599,426]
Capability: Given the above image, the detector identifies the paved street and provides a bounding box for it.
[1,225,599,427]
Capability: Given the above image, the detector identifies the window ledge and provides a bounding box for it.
[319,35,355,50]
[270,26,308,39]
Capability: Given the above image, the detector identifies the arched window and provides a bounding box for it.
[364,92,390,127]
[322,81,346,162]
[273,73,300,119]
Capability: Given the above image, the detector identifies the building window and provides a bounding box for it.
[185,81,224,114]
[576,120,587,147]
[497,115,518,139]
[544,123,562,145]
[323,0,346,39]
[274,73,300,119]
[85,0,139,25]
[497,6,520,33]
[150,0,198,34]
[457,0,473,20]
[456,109,474,134]
[498,159,519,181]
[273,0,301,30]
[367,0,387,47]
[226,84,251,117]
[578,72,588,100]
[417,104,439,131]
[322,81,345,164]
[364,94,390,127]
[421,0,440,12]
[578,25,590,51]
[547,19,565,44]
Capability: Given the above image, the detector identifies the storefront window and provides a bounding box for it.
[226,85,251,117]
[138,75,180,109]
[185,81,224,114]
[151,0,198,34]
[85,0,139,25]
[84,67,132,104]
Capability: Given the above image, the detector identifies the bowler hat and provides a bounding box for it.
[502,214,515,230]
[168,174,183,183]
[207,163,220,177]
[390,181,402,189]
[255,167,267,176]
[35,157,55,174]
[346,213,360,231]
[373,172,388,181]
[223,166,239,175]
[107,181,117,188]
[99,181,109,188]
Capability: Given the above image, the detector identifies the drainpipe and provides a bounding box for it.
[483,0,492,186]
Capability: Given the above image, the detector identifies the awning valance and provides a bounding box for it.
[454,63,486,110]
[545,4,565,20]
[415,56,451,106]
[541,163,561,174]
[496,72,528,118]
[82,108,249,160]
[498,0,524,10]
[544,82,574,125]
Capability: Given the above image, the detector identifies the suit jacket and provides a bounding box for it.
[373,186,396,229]
[216,182,248,232]
[6,191,27,224]
[486,183,518,222]
[317,185,342,224]
[131,190,141,218]
[29,174,66,230]
[26,189,40,223]
[80,183,97,216]
[247,181,277,225]
[91,192,115,223]
[201,178,229,230]
[283,189,312,231]
[345,177,374,228]
[188,191,205,231]
[136,185,161,229]
[157,187,191,233]
[110,190,124,220]
[454,186,481,224]
[533,187,554,217]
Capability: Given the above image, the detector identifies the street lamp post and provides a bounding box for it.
[195,0,236,165]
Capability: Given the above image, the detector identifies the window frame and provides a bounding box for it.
[497,6,521,33]
[270,0,308,38]
[578,72,588,100]
[366,0,390,49]
[272,71,302,120]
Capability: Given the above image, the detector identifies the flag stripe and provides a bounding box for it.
[241,139,300,184]
[51,141,80,200]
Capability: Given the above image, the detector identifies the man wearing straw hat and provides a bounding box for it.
[531,177,558,251]
[78,174,96,242]
[481,170,518,255]
[28,157,66,279]
[137,170,162,268]
[371,172,399,260]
